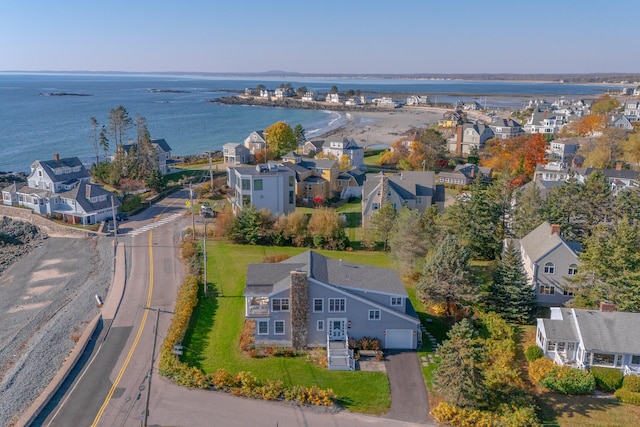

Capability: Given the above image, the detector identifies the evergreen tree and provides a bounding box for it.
[389,207,431,276]
[512,182,546,238]
[370,202,397,251]
[444,180,502,260]
[293,123,306,145]
[485,240,536,324]
[417,234,478,315]
[574,217,640,311]
[433,318,487,409]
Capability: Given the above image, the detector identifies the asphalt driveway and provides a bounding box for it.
[384,350,431,424]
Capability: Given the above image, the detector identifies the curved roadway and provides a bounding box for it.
[40,189,433,427]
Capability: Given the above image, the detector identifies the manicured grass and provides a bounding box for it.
[181,241,393,414]
[364,152,385,166]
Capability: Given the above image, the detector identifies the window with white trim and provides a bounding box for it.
[632,355,640,365]
[313,298,323,312]
[567,264,578,275]
[257,320,268,335]
[274,320,285,335]
[390,297,403,307]
[328,298,346,312]
[368,310,381,321]
[272,298,290,312]
[540,285,555,295]
[317,320,324,331]
[544,262,555,274]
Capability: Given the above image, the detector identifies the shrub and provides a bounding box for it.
[529,357,555,383]
[211,368,235,390]
[540,366,595,395]
[623,375,640,393]
[525,345,544,362]
[614,387,640,405]
[359,336,381,351]
[590,366,623,392]
[239,320,255,352]
[431,402,496,427]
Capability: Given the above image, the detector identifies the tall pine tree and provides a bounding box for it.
[433,318,487,409]
[485,240,536,324]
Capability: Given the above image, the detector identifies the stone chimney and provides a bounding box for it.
[600,301,616,312]
[550,224,561,236]
[290,271,309,349]
[53,153,60,162]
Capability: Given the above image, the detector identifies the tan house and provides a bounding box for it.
[280,154,340,202]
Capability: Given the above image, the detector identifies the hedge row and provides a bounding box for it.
[614,375,640,405]
[590,367,623,392]
[432,402,538,427]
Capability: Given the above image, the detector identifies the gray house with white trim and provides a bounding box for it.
[244,251,421,369]
[536,306,640,375]
[513,221,581,306]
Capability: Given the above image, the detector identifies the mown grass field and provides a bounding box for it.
[181,241,394,414]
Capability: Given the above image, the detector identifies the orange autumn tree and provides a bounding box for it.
[560,114,606,137]
[481,134,547,177]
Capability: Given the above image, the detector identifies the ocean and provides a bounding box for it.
[0,73,622,173]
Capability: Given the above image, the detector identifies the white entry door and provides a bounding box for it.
[328,319,346,340]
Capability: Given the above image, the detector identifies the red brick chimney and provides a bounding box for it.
[616,162,622,171]
[550,224,561,235]
[600,301,616,312]
[54,153,60,162]
[456,125,463,155]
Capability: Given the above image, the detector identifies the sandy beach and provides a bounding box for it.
[318,107,493,148]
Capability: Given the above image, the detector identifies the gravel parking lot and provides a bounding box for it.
[0,234,113,426]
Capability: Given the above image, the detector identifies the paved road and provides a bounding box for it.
[40,191,187,427]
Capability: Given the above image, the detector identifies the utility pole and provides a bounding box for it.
[142,307,172,427]
[203,219,208,297]
[207,151,214,191]
[188,183,195,237]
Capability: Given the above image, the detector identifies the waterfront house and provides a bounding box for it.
[302,139,325,156]
[244,130,268,156]
[513,222,581,306]
[536,305,640,375]
[2,154,119,225]
[321,137,364,169]
[223,142,252,164]
[438,110,464,128]
[325,93,345,104]
[406,95,429,106]
[226,163,296,216]
[301,90,318,102]
[120,138,174,174]
[361,171,445,226]
[244,251,421,369]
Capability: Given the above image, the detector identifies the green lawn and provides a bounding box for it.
[181,241,393,414]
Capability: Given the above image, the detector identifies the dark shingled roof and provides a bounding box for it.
[152,138,172,152]
[35,157,90,184]
[58,183,120,213]
[244,251,407,297]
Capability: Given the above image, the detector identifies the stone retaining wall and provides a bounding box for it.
[0,205,102,236]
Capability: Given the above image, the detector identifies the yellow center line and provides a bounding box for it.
[91,230,155,426]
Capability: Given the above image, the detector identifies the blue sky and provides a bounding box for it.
[1,0,638,74]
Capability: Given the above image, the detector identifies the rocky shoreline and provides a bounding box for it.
[212,95,451,112]
[0,216,47,275]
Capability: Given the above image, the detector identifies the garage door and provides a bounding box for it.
[385,329,414,349]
